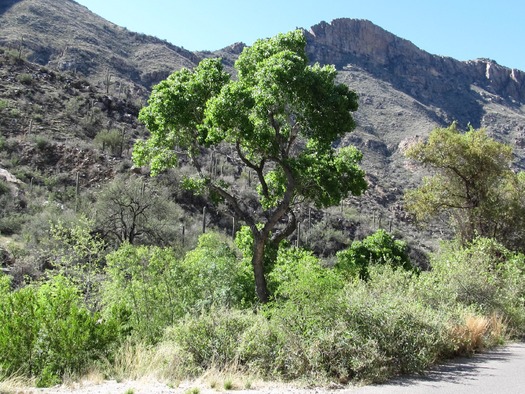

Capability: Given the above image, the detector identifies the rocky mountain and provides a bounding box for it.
[1,0,525,253]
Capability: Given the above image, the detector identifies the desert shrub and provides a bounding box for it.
[0,180,10,197]
[181,232,254,310]
[0,275,119,387]
[344,268,453,376]
[33,135,52,151]
[141,237,523,384]
[103,232,252,342]
[164,308,258,371]
[0,213,24,235]
[94,128,125,156]
[90,174,184,247]
[103,244,184,342]
[42,216,106,306]
[261,264,451,382]
[420,237,525,333]
[0,186,25,236]
[335,229,413,280]
[16,73,32,85]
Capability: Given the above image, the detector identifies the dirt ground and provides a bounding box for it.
[26,378,358,394]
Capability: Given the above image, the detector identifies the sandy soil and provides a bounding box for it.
[25,378,358,394]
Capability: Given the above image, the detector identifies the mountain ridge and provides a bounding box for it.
[305,18,525,128]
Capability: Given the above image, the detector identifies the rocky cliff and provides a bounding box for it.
[305,19,525,127]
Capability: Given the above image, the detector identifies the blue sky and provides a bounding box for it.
[75,0,525,71]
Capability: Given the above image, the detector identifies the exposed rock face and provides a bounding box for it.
[304,19,525,127]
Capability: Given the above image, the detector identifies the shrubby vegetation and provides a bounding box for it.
[336,229,414,280]
[0,274,119,387]
[1,229,524,386]
[2,31,525,391]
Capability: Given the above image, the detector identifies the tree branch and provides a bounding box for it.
[236,140,270,199]
[270,209,297,244]
[208,182,258,233]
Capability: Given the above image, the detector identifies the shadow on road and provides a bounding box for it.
[385,346,518,387]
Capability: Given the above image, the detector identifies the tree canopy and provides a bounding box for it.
[133,30,367,302]
[404,123,525,249]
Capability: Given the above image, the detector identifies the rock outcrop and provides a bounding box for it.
[304,19,525,127]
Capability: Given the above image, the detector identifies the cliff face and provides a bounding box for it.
[305,19,525,127]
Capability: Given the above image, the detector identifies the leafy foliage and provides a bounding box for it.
[336,229,413,280]
[45,216,106,305]
[181,232,254,309]
[103,232,253,342]
[420,237,525,329]
[405,123,525,250]
[103,243,183,342]
[94,128,126,157]
[0,275,119,387]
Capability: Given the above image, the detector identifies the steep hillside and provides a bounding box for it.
[0,0,202,91]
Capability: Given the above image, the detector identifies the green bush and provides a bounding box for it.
[95,129,125,156]
[0,275,119,386]
[0,99,8,112]
[158,246,453,382]
[0,180,9,197]
[181,232,254,310]
[103,232,253,342]
[164,308,258,371]
[103,244,184,342]
[16,73,32,85]
[33,135,52,151]
[0,213,24,235]
[421,237,525,332]
[336,229,414,280]
[106,236,524,384]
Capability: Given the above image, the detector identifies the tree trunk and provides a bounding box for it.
[252,234,270,303]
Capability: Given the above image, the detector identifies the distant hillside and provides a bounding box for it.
[1,0,525,254]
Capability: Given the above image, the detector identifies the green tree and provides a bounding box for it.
[405,123,525,247]
[134,30,366,302]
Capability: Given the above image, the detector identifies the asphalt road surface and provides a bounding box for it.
[352,342,525,394]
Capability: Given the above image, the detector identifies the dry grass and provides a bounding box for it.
[449,313,507,355]
[62,368,106,389]
[0,373,34,394]
[195,364,260,392]
[106,340,188,384]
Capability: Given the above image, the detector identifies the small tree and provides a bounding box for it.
[134,30,366,302]
[405,123,525,249]
[92,175,182,246]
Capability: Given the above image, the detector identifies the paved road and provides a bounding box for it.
[352,342,525,394]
